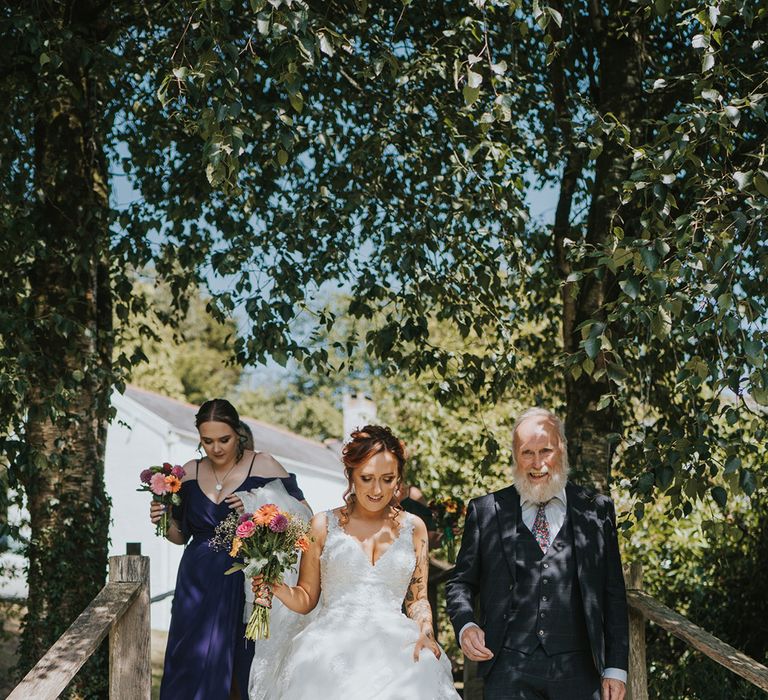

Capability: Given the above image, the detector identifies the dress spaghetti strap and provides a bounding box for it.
[246,452,257,478]
[195,459,200,478]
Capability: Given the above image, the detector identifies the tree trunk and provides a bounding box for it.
[16,3,114,697]
[556,3,645,491]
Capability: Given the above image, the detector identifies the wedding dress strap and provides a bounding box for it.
[325,509,341,534]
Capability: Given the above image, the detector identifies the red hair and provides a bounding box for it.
[341,425,406,521]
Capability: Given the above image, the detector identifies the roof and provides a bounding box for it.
[124,385,342,474]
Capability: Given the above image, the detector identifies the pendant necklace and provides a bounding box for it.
[212,459,238,492]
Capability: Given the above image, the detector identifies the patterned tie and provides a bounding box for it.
[533,501,550,553]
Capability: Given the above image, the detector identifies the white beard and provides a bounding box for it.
[513,467,568,504]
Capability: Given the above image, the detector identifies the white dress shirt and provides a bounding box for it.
[459,487,627,683]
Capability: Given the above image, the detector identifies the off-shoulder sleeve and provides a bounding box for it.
[282,473,305,501]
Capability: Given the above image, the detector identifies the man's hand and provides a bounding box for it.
[460,625,494,662]
[602,678,626,700]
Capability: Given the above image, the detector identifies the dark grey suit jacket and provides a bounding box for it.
[445,482,629,677]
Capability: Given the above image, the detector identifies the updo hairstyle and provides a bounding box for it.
[341,425,407,521]
[195,399,247,461]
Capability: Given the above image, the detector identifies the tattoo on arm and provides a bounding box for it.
[406,537,433,636]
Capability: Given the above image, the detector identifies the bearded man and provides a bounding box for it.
[446,408,628,700]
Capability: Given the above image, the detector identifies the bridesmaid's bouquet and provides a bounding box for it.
[210,503,311,640]
[429,496,467,564]
[138,463,185,537]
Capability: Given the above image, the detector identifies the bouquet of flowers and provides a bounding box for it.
[138,463,185,537]
[429,496,467,564]
[210,503,311,640]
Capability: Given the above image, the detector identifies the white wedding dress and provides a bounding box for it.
[235,480,317,700]
[267,510,460,700]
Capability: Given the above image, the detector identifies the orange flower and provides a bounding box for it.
[444,500,458,514]
[252,504,280,526]
[296,536,310,553]
[165,475,182,493]
[230,537,242,558]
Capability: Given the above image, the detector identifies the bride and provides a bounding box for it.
[251,425,460,699]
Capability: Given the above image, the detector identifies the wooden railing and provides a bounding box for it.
[427,559,768,700]
[624,562,768,700]
[7,551,151,700]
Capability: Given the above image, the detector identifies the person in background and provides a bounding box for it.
[398,482,442,549]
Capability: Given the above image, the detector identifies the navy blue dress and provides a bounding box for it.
[160,458,306,700]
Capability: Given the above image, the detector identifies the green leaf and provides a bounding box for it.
[651,308,672,339]
[711,486,727,509]
[619,276,640,300]
[739,470,756,496]
[733,170,753,190]
[224,563,246,575]
[289,93,304,113]
[318,33,335,57]
[724,105,741,126]
[595,394,612,411]
[753,171,768,197]
[467,70,483,88]
[640,247,659,271]
[724,456,741,474]
[584,336,602,359]
[463,85,480,107]
[277,149,289,166]
[657,465,674,490]
[637,472,655,494]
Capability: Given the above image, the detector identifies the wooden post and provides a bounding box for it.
[625,561,648,700]
[109,554,150,700]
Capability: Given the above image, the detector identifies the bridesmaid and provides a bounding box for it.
[149,398,309,700]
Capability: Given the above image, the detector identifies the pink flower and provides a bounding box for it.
[140,469,153,484]
[269,514,288,533]
[171,465,186,479]
[162,462,173,475]
[150,472,169,495]
[238,513,253,525]
[236,520,257,538]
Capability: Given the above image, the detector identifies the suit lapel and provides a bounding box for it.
[567,482,588,585]
[567,482,601,609]
[494,486,519,582]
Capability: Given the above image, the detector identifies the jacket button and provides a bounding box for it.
[540,612,546,618]
[543,563,549,569]
[538,630,545,636]
[542,578,549,585]
[509,584,514,591]
[541,595,548,602]
[503,613,508,620]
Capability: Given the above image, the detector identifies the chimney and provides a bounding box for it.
[342,393,377,441]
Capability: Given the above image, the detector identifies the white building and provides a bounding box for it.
[2,385,347,631]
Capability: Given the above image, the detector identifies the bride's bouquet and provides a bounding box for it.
[210,503,311,640]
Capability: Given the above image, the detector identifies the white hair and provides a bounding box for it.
[511,407,569,473]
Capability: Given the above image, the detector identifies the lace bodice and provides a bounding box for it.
[267,509,460,699]
[320,511,416,615]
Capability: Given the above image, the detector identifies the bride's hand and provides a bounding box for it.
[413,629,441,662]
[251,574,283,607]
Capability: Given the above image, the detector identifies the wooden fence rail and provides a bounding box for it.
[7,552,150,700]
